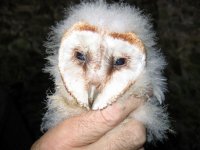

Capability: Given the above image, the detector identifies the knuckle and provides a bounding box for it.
[131,121,146,146]
[109,121,146,150]
[116,121,146,149]
[101,105,124,127]
[103,120,146,150]
[107,139,127,150]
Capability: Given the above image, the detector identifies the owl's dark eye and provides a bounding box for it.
[76,52,86,62]
[114,58,126,66]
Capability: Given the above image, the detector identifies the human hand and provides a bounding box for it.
[31,97,146,150]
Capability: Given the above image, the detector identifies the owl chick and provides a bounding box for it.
[42,1,170,143]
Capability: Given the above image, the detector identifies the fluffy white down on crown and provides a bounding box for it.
[42,0,170,143]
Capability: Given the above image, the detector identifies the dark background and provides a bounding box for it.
[0,0,199,149]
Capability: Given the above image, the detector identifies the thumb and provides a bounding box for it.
[33,97,144,150]
[62,96,144,147]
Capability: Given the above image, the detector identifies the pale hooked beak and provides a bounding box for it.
[88,85,99,108]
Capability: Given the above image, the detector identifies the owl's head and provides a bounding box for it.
[45,1,166,110]
[58,22,146,109]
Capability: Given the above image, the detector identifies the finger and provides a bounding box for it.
[33,97,145,149]
[86,120,146,150]
[61,96,145,147]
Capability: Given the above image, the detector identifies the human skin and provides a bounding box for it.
[31,97,146,150]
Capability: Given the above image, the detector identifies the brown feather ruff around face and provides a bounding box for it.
[62,22,145,54]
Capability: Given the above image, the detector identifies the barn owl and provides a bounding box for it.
[42,0,170,143]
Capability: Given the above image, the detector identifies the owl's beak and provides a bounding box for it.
[88,85,98,108]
